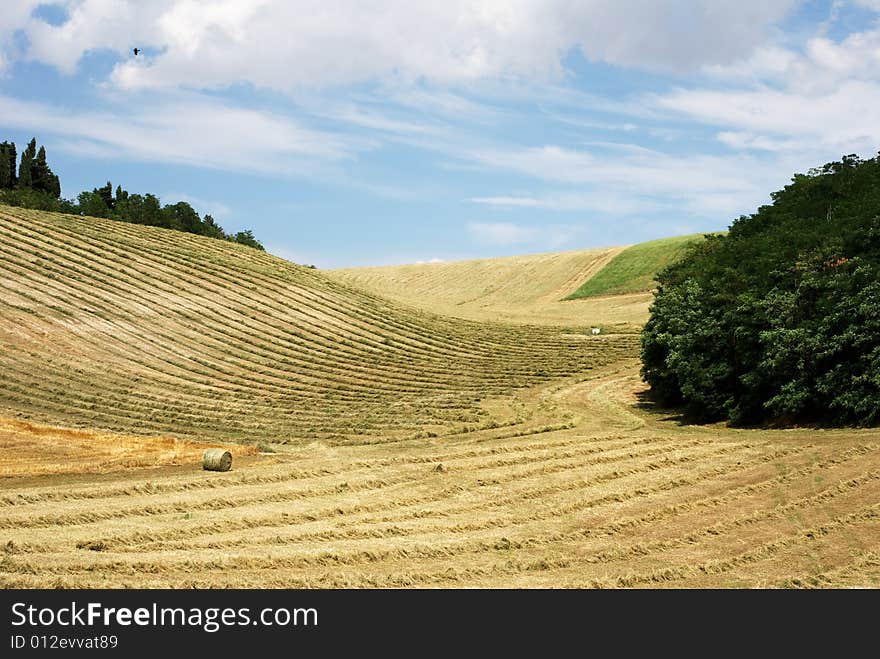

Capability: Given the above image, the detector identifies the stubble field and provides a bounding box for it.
[1,207,877,588]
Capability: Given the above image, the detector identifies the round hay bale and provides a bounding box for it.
[203,448,232,472]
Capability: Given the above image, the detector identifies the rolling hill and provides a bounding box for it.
[0,206,634,446]
[329,236,707,327]
[565,234,707,299]
[329,248,650,328]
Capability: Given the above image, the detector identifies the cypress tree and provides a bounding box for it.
[0,142,11,189]
[24,143,62,198]
[8,141,17,187]
[18,138,36,188]
[32,146,50,192]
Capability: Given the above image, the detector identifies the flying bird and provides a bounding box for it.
[133,48,140,56]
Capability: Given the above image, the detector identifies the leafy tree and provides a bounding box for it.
[162,201,201,233]
[641,153,880,426]
[141,194,163,226]
[0,187,76,212]
[76,190,111,218]
[201,214,228,239]
[231,229,265,251]
[94,181,115,210]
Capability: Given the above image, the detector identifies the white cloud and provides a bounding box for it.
[470,144,759,192]
[389,88,506,123]
[0,1,44,73]
[470,194,657,214]
[715,131,800,152]
[547,113,639,133]
[22,1,167,75]
[656,28,880,157]
[465,142,796,219]
[0,93,362,176]
[462,19,880,226]
[321,104,438,136]
[8,0,799,91]
[563,1,798,73]
[631,18,880,183]
[702,45,799,83]
[471,196,548,208]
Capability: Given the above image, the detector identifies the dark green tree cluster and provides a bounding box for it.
[0,137,263,251]
[0,138,60,197]
[641,154,880,426]
[75,182,263,250]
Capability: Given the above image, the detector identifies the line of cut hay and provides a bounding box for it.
[203,448,232,472]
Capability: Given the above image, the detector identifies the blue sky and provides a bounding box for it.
[2,1,880,267]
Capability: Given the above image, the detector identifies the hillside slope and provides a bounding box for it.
[566,234,708,299]
[330,245,652,327]
[0,206,635,445]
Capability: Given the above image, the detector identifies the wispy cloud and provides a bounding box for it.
[465,143,786,219]
[0,93,363,177]
[467,222,580,249]
[470,196,549,209]
[469,194,658,214]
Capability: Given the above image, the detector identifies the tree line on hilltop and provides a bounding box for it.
[641,153,880,427]
[0,137,263,250]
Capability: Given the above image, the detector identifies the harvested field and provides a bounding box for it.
[0,207,633,445]
[329,245,653,328]
[1,206,878,588]
[1,363,878,588]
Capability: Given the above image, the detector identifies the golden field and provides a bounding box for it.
[0,206,877,588]
[329,246,652,328]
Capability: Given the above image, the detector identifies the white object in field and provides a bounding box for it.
[591,327,601,335]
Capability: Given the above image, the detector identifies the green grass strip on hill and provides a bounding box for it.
[565,234,708,299]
